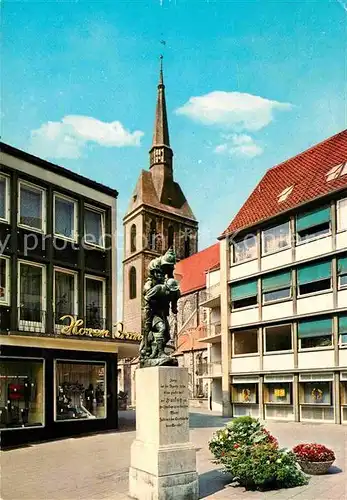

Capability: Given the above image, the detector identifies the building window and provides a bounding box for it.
[297,260,331,295]
[184,232,190,258]
[55,361,106,421]
[339,315,347,346]
[18,262,46,332]
[54,194,77,241]
[264,324,292,352]
[148,220,156,250]
[84,206,105,248]
[18,181,46,232]
[233,235,257,263]
[54,269,78,324]
[233,329,258,355]
[0,174,10,223]
[0,358,44,429]
[298,317,332,349]
[262,221,290,255]
[300,382,332,405]
[262,270,292,303]
[0,257,10,306]
[130,224,137,253]
[337,198,347,232]
[168,225,174,249]
[296,205,330,242]
[338,256,347,288]
[85,276,105,329]
[232,383,258,403]
[231,279,258,309]
[264,383,292,404]
[129,267,137,300]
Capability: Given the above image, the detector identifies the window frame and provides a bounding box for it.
[232,235,257,265]
[53,193,78,242]
[0,256,10,306]
[18,180,46,233]
[53,268,78,328]
[231,279,258,310]
[295,206,331,245]
[0,356,46,431]
[129,266,137,300]
[17,260,46,333]
[337,198,347,233]
[338,257,347,290]
[84,274,106,326]
[263,323,293,354]
[339,315,347,347]
[298,318,333,351]
[232,329,259,357]
[297,260,332,298]
[84,205,106,249]
[130,224,137,253]
[0,173,10,224]
[53,359,107,423]
[261,221,291,256]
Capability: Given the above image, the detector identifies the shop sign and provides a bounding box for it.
[114,322,143,341]
[60,315,111,338]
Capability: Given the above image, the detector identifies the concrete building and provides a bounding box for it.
[201,130,347,423]
[122,58,198,336]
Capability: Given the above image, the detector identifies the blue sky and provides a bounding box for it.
[2,0,346,254]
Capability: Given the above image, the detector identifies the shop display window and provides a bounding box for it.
[264,383,292,404]
[232,384,258,404]
[55,361,106,421]
[0,358,44,429]
[300,382,332,405]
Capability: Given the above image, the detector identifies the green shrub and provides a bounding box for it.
[222,443,308,490]
[209,417,308,491]
[209,416,278,463]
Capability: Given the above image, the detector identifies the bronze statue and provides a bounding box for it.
[139,248,180,367]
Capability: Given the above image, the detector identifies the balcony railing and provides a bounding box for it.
[200,283,221,308]
[18,306,46,333]
[206,322,221,338]
[207,362,222,377]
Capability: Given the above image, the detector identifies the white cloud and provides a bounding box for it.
[175,91,292,131]
[214,134,263,158]
[30,115,144,159]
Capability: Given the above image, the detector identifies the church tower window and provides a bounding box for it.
[168,225,174,249]
[149,220,157,250]
[184,232,191,258]
[129,267,137,299]
[130,224,136,253]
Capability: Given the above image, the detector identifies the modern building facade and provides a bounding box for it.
[122,58,198,336]
[201,130,347,423]
[0,143,137,447]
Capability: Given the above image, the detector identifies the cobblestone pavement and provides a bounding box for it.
[1,409,347,500]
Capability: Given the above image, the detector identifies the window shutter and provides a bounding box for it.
[262,270,291,292]
[231,279,257,300]
[296,206,330,232]
[297,260,331,285]
[298,318,332,339]
[338,256,347,276]
[339,315,347,335]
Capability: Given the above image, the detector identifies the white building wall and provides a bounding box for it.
[298,349,335,369]
[297,292,334,315]
[295,236,332,261]
[231,356,260,373]
[231,307,258,326]
[263,353,295,371]
[230,260,258,281]
[261,249,292,272]
[336,231,347,250]
[211,379,223,412]
[262,301,293,321]
[337,289,347,309]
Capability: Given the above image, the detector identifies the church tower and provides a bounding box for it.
[122,57,198,335]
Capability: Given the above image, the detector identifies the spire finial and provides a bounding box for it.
[159,54,164,86]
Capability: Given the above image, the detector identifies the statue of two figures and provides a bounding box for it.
[139,248,180,368]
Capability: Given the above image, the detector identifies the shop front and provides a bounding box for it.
[231,375,260,417]
[299,372,335,423]
[263,374,294,421]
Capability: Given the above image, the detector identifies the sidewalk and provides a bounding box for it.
[1,410,346,500]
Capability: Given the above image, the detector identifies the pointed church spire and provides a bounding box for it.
[149,56,173,170]
[152,55,170,147]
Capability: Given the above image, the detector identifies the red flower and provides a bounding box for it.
[293,443,335,462]
[234,443,240,449]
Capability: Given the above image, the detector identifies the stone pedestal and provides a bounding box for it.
[129,366,198,500]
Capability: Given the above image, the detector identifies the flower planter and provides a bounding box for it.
[297,460,334,475]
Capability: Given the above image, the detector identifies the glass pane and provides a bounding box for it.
[302,382,331,404]
[297,260,331,285]
[262,222,290,254]
[55,197,75,239]
[20,185,43,230]
[55,272,75,321]
[234,330,258,355]
[0,177,6,219]
[338,257,347,275]
[300,335,332,348]
[0,259,7,303]
[296,206,330,232]
[55,361,106,420]
[339,315,347,335]
[19,264,43,322]
[0,359,44,429]
[85,209,103,246]
[265,383,291,404]
[341,275,347,287]
[233,384,257,403]
[263,288,291,303]
[265,325,292,351]
[85,278,104,328]
[234,236,256,263]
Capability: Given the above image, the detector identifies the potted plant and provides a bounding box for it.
[293,443,335,475]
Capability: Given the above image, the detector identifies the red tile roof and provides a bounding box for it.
[174,325,208,354]
[174,243,220,295]
[222,129,347,236]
